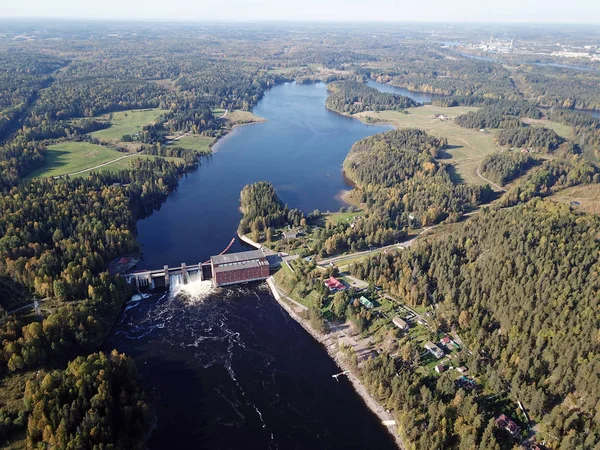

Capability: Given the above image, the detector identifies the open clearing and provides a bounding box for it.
[91,108,167,141]
[355,106,501,185]
[522,118,575,140]
[166,134,214,154]
[28,142,122,178]
[225,110,266,125]
[548,184,600,215]
[84,154,183,174]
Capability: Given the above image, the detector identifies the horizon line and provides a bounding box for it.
[0,16,599,26]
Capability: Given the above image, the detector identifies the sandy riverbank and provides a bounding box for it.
[266,277,405,449]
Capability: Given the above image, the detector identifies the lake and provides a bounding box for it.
[107,82,397,449]
[136,82,392,269]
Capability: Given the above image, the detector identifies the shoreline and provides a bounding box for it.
[266,277,405,450]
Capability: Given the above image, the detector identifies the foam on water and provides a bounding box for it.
[170,279,215,302]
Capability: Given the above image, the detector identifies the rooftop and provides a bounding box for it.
[213,258,269,273]
[211,249,266,266]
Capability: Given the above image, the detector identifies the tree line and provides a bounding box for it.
[480,151,535,186]
[325,80,417,114]
[351,201,600,449]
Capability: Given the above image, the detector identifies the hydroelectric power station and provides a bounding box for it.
[124,248,280,291]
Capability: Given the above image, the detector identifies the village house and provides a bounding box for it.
[457,366,468,375]
[282,230,299,240]
[358,296,374,309]
[424,341,444,359]
[434,364,446,374]
[495,414,521,437]
[324,276,345,292]
[392,316,409,331]
[440,336,457,349]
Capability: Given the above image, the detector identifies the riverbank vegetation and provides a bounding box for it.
[347,201,600,449]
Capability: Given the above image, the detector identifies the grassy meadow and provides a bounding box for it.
[28,142,122,178]
[355,106,501,185]
[91,108,167,141]
[166,135,214,154]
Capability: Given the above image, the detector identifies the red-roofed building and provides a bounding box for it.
[495,414,521,437]
[324,277,345,291]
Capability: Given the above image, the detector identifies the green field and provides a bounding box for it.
[326,209,364,225]
[548,184,600,215]
[91,108,167,141]
[84,154,182,174]
[522,118,575,140]
[355,106,501,185]
[28,142,122,178]
[166,135,214,154]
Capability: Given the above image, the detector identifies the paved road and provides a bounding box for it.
[317,227,434,267]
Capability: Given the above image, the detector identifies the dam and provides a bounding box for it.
[125,248,283,290]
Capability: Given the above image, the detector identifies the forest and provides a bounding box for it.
[350,201,600,449]
[344,129,491,226]
[499,157,599,206]
[454,99,542,129]
[325,80,417,114]
[238,181,304,242]
[479,151,535,186]
[0,21,599,450]
[495,126,562,152]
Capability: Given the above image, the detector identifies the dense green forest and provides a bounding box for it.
[363,56,520,99]
[547,109,600,159]
[1,21,599,450]
[480,151,535,185]
[499,157,599,206]
[325,80,417,114]
[495,126,562,152]
[24,351,151,449]
[350,201,600,449]
[454,100,542,129]
[517,66,600,110]
[344,129,491,226]
[238,181,304,242]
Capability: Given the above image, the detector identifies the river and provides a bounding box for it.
[367,79,447,104]
[106,82,398,449]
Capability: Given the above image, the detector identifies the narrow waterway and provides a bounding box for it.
[107,82,398,449]
[367,79,448,103]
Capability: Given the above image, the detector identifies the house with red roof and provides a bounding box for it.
[324,276,345,292]
[495,414,521,437]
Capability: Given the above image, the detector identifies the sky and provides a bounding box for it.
[1,0,599,23]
